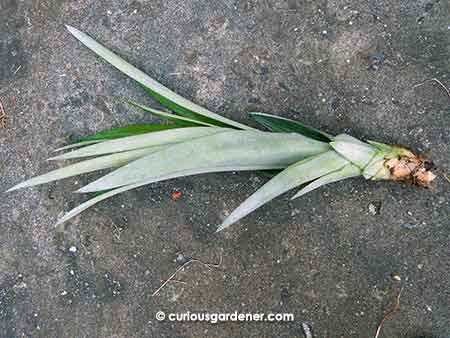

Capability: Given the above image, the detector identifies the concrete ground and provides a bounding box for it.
[1,0,449,337]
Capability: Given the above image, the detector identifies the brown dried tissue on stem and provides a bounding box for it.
[384,146,437,188]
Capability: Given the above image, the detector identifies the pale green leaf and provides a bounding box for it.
[66,25,251,130]
[55,164,289,226]
[290,163,361,200]
[77,130,331,193]
[7,147,164,192]
[216,150,349,232]
[367,140,394,153]
[330,134,377,169]
[49,127,225,160]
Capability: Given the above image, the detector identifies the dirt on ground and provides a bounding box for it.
[1,0,449,337]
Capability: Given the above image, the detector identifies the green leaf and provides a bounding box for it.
[75,124,184,143]
[66,25,252,130]
[127,100,216,127]
[77,130,330,193]
[216,150,349,232]
[49,126,225,161]
[54,140,105,152]
[55,164,291,226]
[290,163,361,200]
[91,189,115,198]
[140,86,234,128]
[249,112,332,143]
[6,147,164,192]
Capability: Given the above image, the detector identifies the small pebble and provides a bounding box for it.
[401,223,418,229]
[392,274,401,281]
[368,201,381,215]
[368,52,385,70]
[176,253,191,265]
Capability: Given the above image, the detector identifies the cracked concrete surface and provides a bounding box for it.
[1,0,449,337]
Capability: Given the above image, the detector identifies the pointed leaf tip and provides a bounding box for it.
[66,25,251,130]
[215,223,228,233]
[218,151,350,231]
[65,24,79,35]
[6,186,19,193]
[6,181,28,192]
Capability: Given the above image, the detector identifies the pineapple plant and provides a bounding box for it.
[7,26,438,231]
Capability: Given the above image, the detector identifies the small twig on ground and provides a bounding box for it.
[414,78,450,103]
[302,322,313,338]
[438,167,450,183]
[161,279,187,285]
[374,287,403,338]
[151,254,222,297]
[13,65,22,75]
[0,99,6,128]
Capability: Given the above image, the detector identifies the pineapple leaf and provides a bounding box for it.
[216,150,349,232]
[330,135,377,169]
[66,25,251,130]
[6,147,165,192]
[249,112,332,142]
[54,140,105,152]
[75,124,184,143]
[290,163,361,200]
[127,100,216,127]
[77,130,330,193]
[49,127,224,161]
[367,140,394,153]
[55,164,290,226]
[140,86,233,128]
